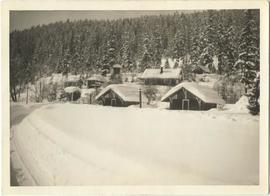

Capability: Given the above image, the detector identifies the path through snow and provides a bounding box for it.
[11,103,259,185]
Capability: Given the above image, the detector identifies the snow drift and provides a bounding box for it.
[12,103,259,185]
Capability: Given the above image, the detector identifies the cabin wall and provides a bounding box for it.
[100,90,124,107]
[64,80,82,88]
[87,80,102,88]
[144,78,179,86]
[169,88,217,111]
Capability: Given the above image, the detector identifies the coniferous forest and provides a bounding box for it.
[10,9,260,113]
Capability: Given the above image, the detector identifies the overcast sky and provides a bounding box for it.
[10,10,192,32]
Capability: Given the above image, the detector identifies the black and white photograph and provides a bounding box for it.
[1,0,269,195]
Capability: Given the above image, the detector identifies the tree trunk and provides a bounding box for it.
[12,86,17,102]
[26,84,29,104]
[10,87,16,102]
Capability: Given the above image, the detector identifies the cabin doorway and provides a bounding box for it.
[111,99,117,106]
[182,99,190,110]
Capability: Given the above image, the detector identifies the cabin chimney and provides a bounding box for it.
[160,66,163,74]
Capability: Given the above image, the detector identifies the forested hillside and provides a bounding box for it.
[10,9,260,105]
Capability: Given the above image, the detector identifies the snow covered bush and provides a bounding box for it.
[214,76,245,104]
[143,85,158,105]
[47,83,58,102]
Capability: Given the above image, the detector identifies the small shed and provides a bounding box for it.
[112,64,122,75]
[95,84,147,107]
[64,86,81,101]
[64,76,83,88]
[139,67,182,86]
[192,65,210,74]
[161,82,225,110]
[86,75,107,88]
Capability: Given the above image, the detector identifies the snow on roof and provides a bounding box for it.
[86,75,107,82]
[65,75,81,82]
[139,68,181,79]
[113,64,122,68]
[80,88,96,98]
[193,65,210,73]
[161,82,225,105]
[64,86,81,93]
[96,84,147,103]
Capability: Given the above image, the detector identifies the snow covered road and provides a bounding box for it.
[11,103,259,185]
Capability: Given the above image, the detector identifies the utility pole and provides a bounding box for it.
[139,88,142,108]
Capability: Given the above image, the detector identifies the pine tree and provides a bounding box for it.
[172,30,185,67]
[199,11,217,72]
[121,32,133,72]
[216,15,237,76]
[140,34,152,71]
[247,73,259,115]
[108,33,117,68]
[101,31,117,75]
[190,27,202,66]
[234,10,259,92]
[152,30,163,68]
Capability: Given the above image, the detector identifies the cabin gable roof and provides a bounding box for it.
[139,68,181,79]
[161,82,225,105]
[96,84,147,103]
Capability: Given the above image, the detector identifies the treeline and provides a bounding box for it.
[10,10,260,112]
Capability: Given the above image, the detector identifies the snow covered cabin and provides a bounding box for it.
[86,75,107,88]
[64,75,83,88]
[139,67,182,86]
[64,86,81,101]
[192,65,210,74]
[161,82,225,110]
[95,84,147,107]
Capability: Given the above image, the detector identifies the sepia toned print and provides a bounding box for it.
[9,9,260,186]
[2,1,268,194]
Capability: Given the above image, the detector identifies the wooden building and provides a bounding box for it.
[161,82,225,110]
[192,65,210,74]
[64,86,81,101]
[64,76,83,88]
[86,75,107,88]
[112,64,122,75]
[95,84,147,107]
[139,67,182,86]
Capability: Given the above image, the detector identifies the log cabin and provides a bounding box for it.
[139,67,182,86]
[161,82,225,110]
[95,84,147,107]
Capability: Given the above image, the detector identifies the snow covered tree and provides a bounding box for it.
[247,72,260,115]
[234,10,259,93]
[101,32,117,75]
[121,32,133,72]
[152,31,163,68]
[216,15,237,76]
[199,11,217,72]
[190,28,202,66]
[172,30,185,67]
[143,85,158,105]
[140,35,152,71]
[108,33,117,67]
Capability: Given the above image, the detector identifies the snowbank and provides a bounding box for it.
[226,96,249,113]
[12,104,259,185]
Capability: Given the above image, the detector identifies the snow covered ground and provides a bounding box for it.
[11,102,259,185]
